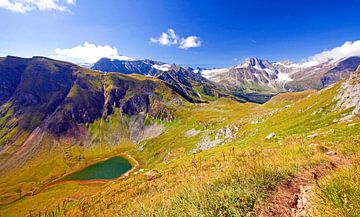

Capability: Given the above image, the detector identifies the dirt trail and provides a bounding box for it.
[259,155,350,217]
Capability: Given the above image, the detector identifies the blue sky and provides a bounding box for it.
[1,0,360,67]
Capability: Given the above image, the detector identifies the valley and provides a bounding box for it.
[2,1,360,216]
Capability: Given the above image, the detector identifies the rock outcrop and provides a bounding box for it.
[334,66,360,114]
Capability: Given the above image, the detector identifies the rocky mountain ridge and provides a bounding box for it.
[201,56,360,93]
[91,56,360,103]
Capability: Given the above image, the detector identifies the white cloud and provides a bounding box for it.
[50,42,136,64]
[150,29,179,46]
[308,40,360,64]
[66,0,75,4]
[0,0,75,13]
[179,36,202,50]
[150,28,202,50]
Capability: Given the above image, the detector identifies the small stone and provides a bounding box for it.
[326,150,337,156]
[185,128,200,137]
[307,133,318,139]
[144,170,159,181]
[265,133,276,140]
[336,114,355,123]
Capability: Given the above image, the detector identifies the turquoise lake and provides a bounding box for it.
[62,156,132,181]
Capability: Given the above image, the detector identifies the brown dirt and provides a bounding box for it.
[259,156,350,217]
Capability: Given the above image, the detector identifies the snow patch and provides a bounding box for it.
[254,65,263,71]
[277,73,293,82]
[110,56,137,61]
[264,68,276,75]
[201,68,230,78]
[152,64,171,71]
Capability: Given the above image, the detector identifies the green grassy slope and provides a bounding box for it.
[1,76,359,216]
[1,58,359,216]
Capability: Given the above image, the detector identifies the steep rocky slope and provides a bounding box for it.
[0,56,187,172]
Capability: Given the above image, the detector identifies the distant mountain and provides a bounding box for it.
[201,56,360,93]
[92,58,165,76]
[92,56,360,104]
[201,58,286,94]
[92,58,248,103]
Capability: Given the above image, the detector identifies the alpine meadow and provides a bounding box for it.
[0,1,360,216]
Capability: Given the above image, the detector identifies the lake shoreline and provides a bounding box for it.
[42,153,139,190]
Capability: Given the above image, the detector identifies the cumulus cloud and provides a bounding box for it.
[50,42,136,64]
[179,36,202,50]
[0,0,75,13]
[309,40,360,63]
[150,28,202,50]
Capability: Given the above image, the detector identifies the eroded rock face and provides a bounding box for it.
[129,113,165,144]
[334,66,360,114]
[47,72,104,134]
[0,56,28,105]
[104,87,128,115]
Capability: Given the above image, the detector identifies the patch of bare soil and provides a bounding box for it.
[259,155,350,217]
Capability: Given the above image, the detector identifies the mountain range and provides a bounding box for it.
[91,56,360,103]
[201,56,360,93]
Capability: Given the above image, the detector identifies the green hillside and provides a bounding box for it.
[0,57,359,216]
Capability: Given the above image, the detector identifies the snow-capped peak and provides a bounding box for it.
[236,57,272,69]
[110,55,137,61]
[236,57,262,68]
